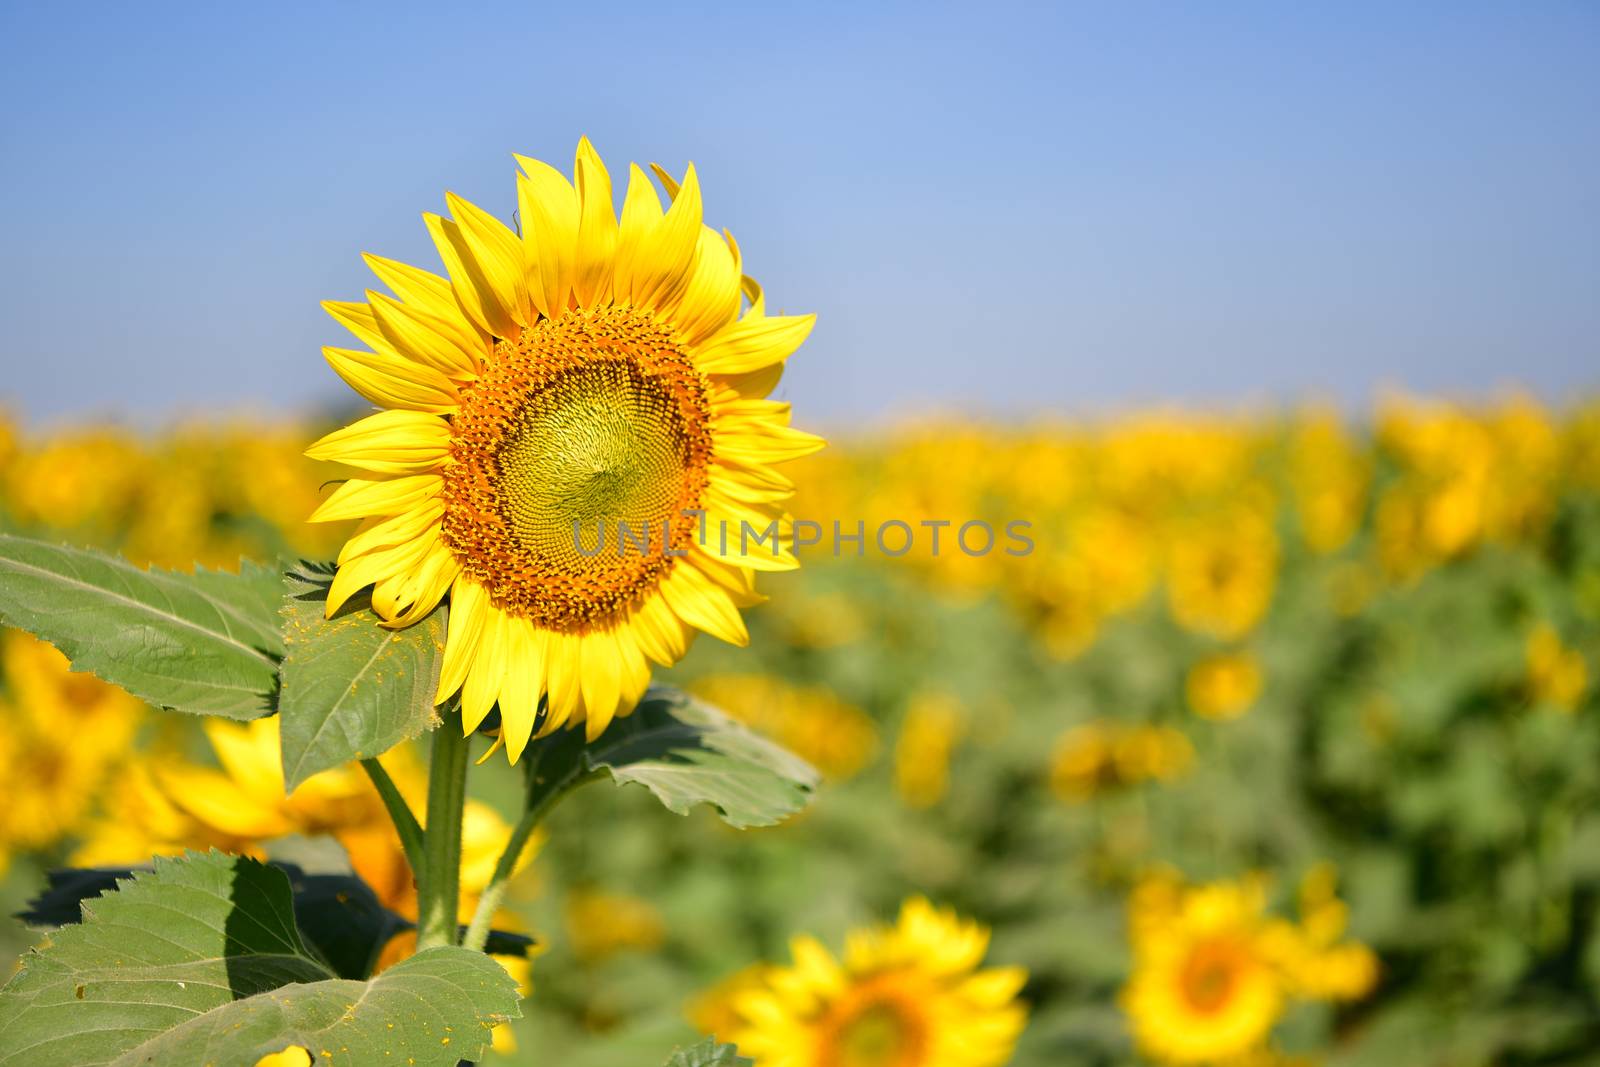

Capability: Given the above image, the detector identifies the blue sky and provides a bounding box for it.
[1,1,1596,429]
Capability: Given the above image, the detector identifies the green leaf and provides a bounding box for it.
[527,687,820,829]
[0,535,283,719]
[108,948,518,1067]
[665,1038,754,1067]
[18,862,536,983]
[0,852,519,1067]
[278,562,446,789]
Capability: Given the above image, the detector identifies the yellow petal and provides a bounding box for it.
[631,163,703,311]
[460,608,507,733]
[363,253,486,351]
[715,421,827,465]
[323,346,459,413]
[711,363,786,400]
[659,563,749,647]
[322,300,390,352]
[368,291,480,379]
[514,157,579,319]
[741,273,765,316]
[647,162,682,200]
[305,410,451,474]
[327,536,433,617]
[613,626,652,712]
[424,211,518,339]
[446,192,529,329]
[311,474,442,523]
[375,539,459,627]
[572,137,617,308]
[498,618,547,764]
[436,577,490,703]
[628,595,688,667]
[580,630,623,741]
[612,163,663,300]
[670,227,742,346]
[336,501,443,566]
[695,313,816,375]
[544,632,583,733]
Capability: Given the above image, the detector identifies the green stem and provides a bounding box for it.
[360,757,424,876]
[415,707,471,950]
[460,740,593,953]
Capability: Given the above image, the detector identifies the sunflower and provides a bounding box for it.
[1121,874,1286,1065]
[307,140,820,760]
[726,897,1027,1067]
[1185,650,1263,722]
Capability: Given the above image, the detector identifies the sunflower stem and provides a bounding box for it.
[415,705,471,951]
[461,732,594,953]
[360,757,424,876]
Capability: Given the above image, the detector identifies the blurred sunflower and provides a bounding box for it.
[1185,650,1263,722]
[690,673,879,781]
[308,139,821,760]
[727,897,1027,1067]
[1526,622,1588,712]
[1122,874,1284,1065]
[1167,510,1278,640]
[893,691,964,809]
[0,632,143,863]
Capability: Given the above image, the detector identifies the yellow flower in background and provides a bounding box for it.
[253,1048,311,1067]
[2,429,146,537]
[0,633,143,863]
[689,962,776,1042]
[1186,651,1263,722]
[1526,623,1588,712]
[1048,722,1118,802]
[308,140,822,761]
[75,717,536,934]
[72,762,224,866]
[1112,726,1194,785]
[691,674,879,781]
[1123,873,1285,1065]
[1050,722,1192,803]
[894,691,964,809]
[565,887,667,963]
[155,718,386,845]
[1123,867,1377,1065]
[1271,864,1380,1003]
[2,630,145,737]
[1167,509,1278,640]
[727,897,1027,1067]
[1290,410,1369,555]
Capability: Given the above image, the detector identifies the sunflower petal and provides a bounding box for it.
[323,347,460,413]
[363,253,487,349]
[671,227,742,346]
[630,163,702,311]
[424,211,518,339]
[305,410,451,474]
[368,291,480,379]
[436,577,489,703]
[311,474,442,523]
[580,630,623,741]
[445,192,529,329]
[572,137,618,308]
[695,313,816,375]
[659,562,750,647]
[514,157,580,318]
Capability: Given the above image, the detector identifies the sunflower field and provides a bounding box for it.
[2,390,1599,1066]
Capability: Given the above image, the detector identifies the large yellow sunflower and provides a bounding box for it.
[307,140,821,760]
[726,897,1028,1067]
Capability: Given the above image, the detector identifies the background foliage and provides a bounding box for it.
[1,396,1598,1065]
